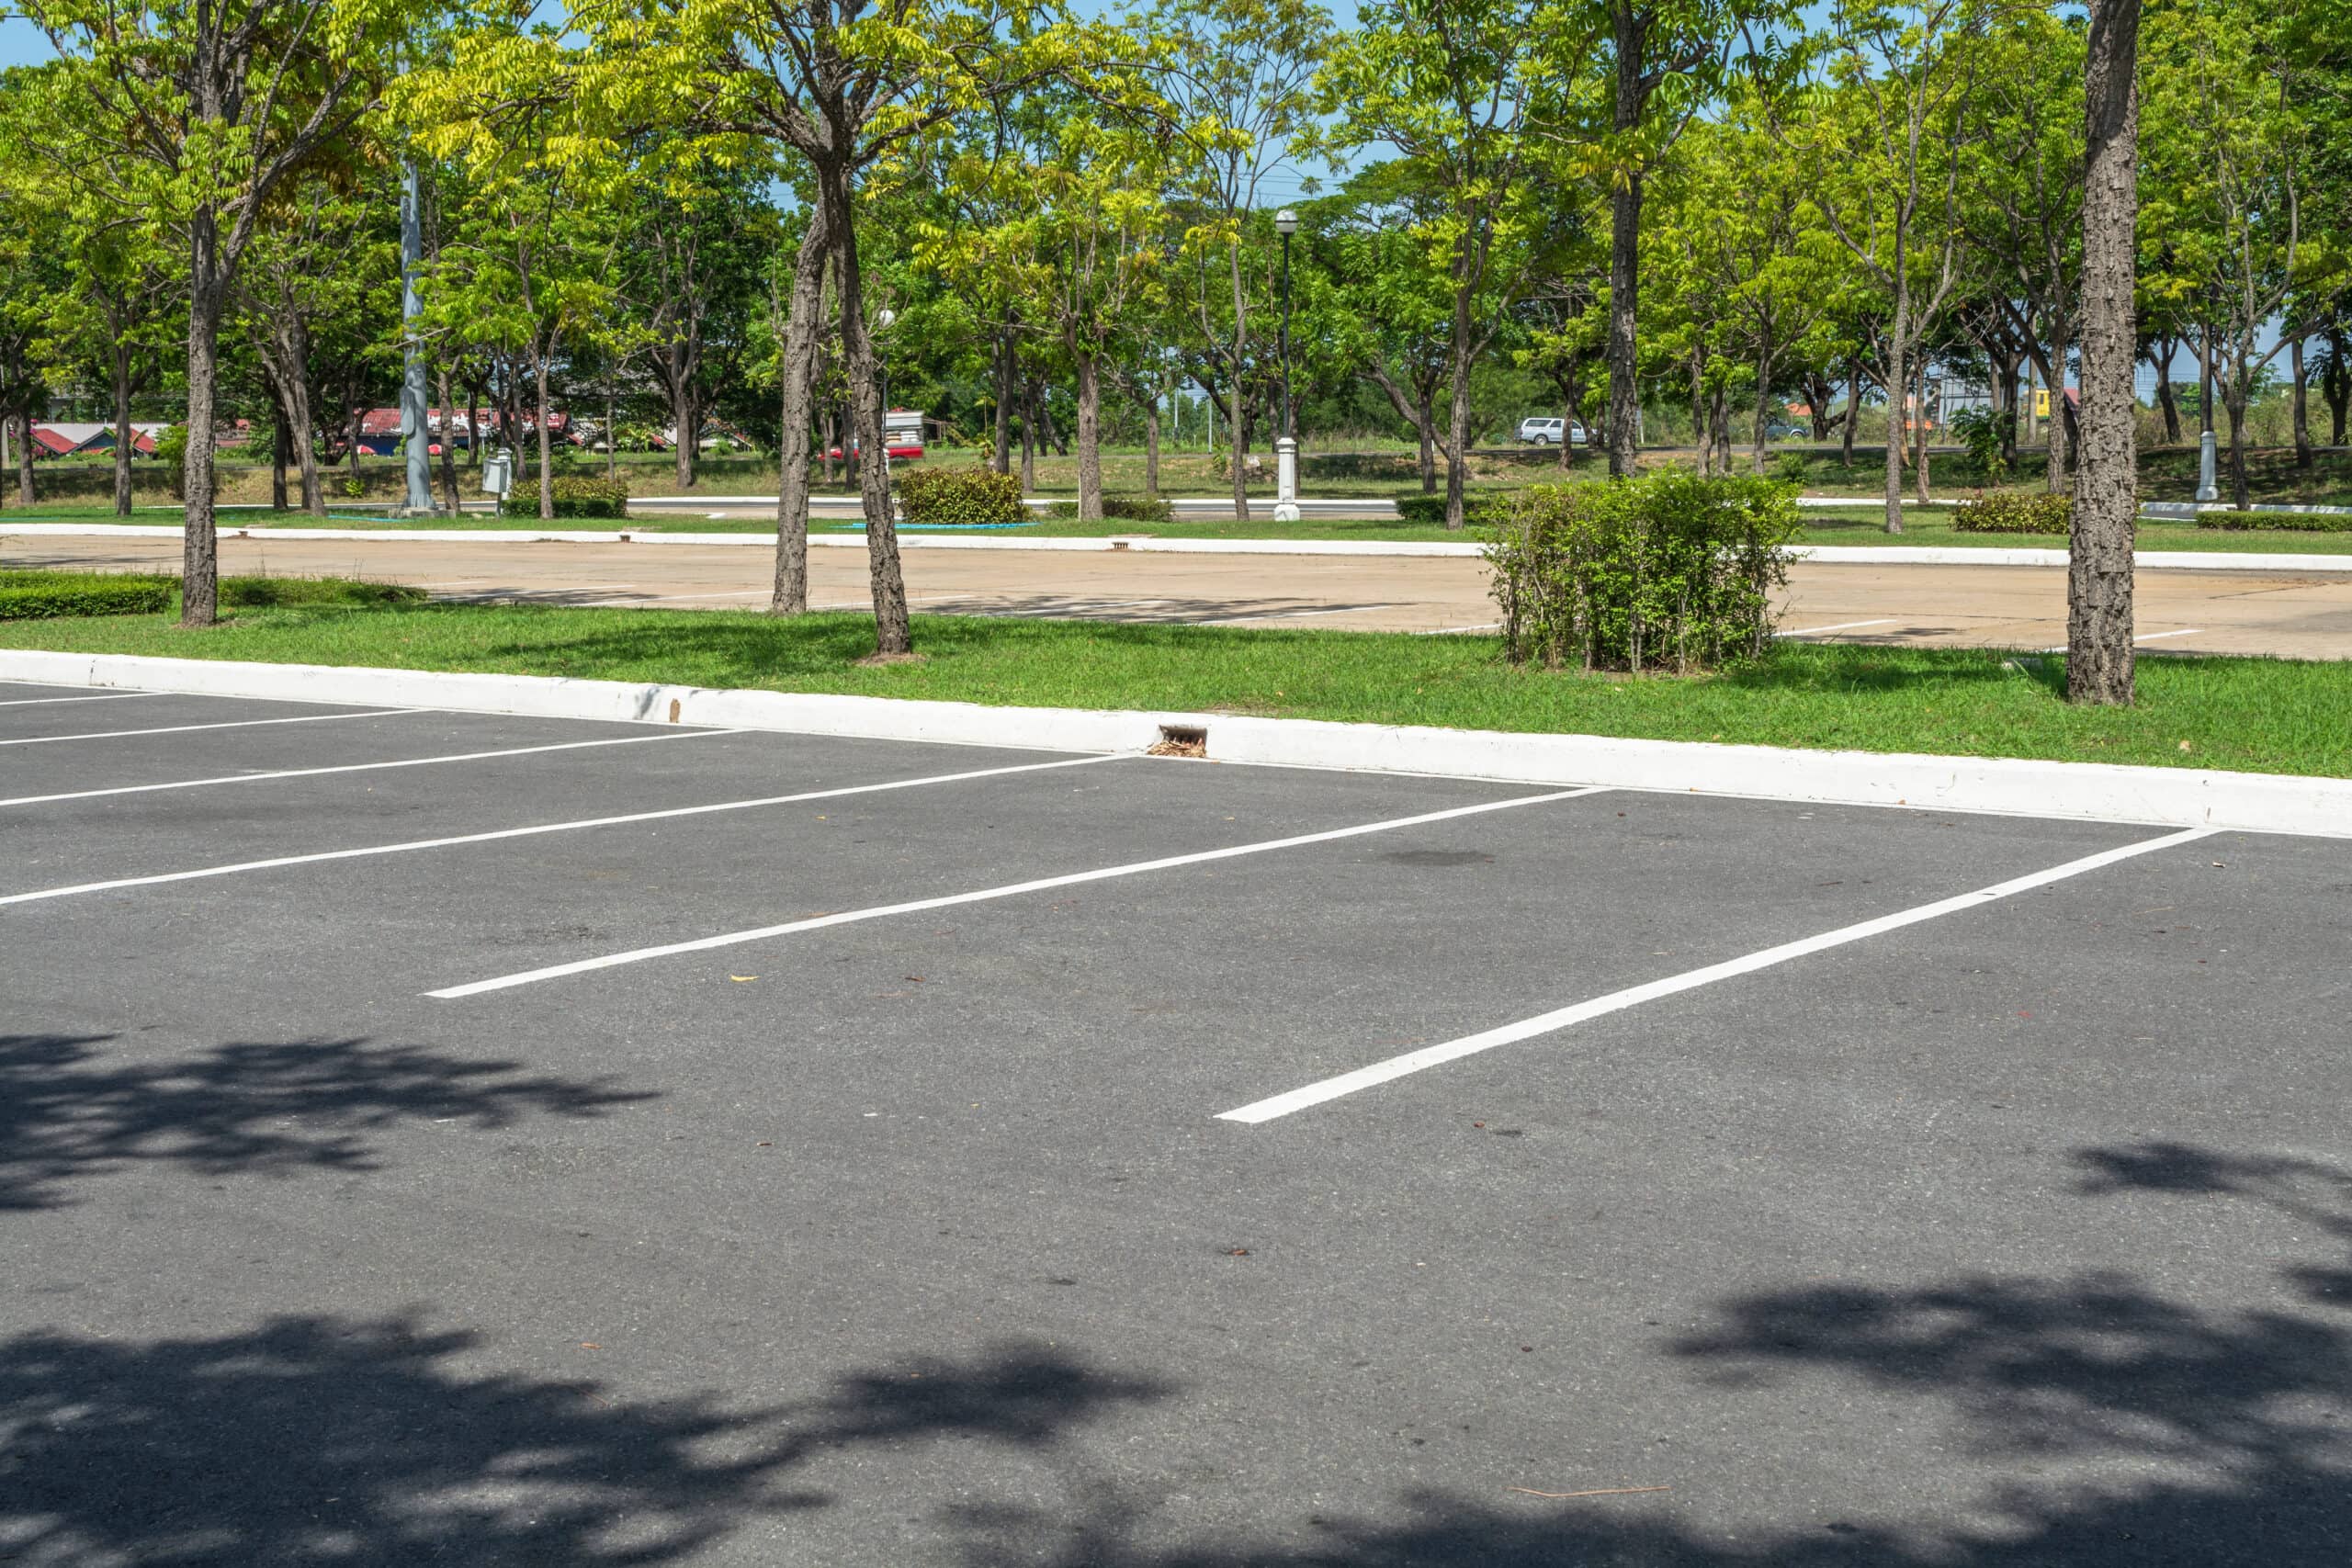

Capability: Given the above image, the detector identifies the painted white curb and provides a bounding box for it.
[3,649,2344,839]
[11,519,2352,571]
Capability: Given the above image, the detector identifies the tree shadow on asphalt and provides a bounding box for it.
[0,1032,654,1211]
[0,1318,1168,1567]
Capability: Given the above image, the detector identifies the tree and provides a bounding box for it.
[1155,0,1331,522]
[1312,0,1558,530]
[1780,0,1982,531]
[2068,0,2140,705]
[21,0,399,625]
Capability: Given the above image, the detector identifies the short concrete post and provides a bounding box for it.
[1274,436,1300,524]
[2195,428,2219,503]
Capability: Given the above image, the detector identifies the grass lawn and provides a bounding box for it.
[2,592,2343,779]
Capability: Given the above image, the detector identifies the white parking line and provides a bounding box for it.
[0,708,435,748]
[0,752,1128,908]
[0,691,160,708]
[1776,618,1898,637]
[0,727,746,808]
[428,785,1612,999]
[1216,824,2222,1124]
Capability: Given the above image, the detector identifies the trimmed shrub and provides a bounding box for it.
[1045,491,1174,524]
[0,570,172,620]
[2197,511,2352,532]
[1952,491,2073,534]
[499,476,630,519]
[1396,491,1513,527]
[896,465,1026,527]
[1483,472,1799,673]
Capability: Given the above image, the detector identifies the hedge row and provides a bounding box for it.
[2198,511,2352,532]
[498,477,631,519]
[0,571,172,620]
[1951,492,2074,534]
[897,466,1026,526]
[1484,472,1799,673]
[1396,491,1514,527]
[1045,492,1172,523]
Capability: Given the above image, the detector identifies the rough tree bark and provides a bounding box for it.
[1603,4,1647,479]
[181,216,225,626]
[769,208,831,615]
[2067,0,2139,706]
[820,159,912,658]
[110,342,136,516]
[2290,337,2311,468]
[1227,246,1250,520]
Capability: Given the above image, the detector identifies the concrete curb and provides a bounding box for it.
[4,649,2344,838]
[10,519,2352,571]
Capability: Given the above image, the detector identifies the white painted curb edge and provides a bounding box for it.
[4,649,2344,839]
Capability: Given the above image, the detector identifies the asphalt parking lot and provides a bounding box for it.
[4,679,2348,1566]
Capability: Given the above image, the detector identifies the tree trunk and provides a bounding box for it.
[1074,349,1103,523]
[1227,246,1251,520]
[1913,358,1931,502]
[822,159,912,658]
[2325,330,2350,445]
[1443,278,1475,529]
[1842,356,1862,469]
[1604,4,1647,479]
[111,343,135,516]
[2225,380,2248,511]
[991,321,1013,475]
[2068,0,2140,706]
[2043,333,2072,494]
[1142,389,1160,496]
[1881,308,1907,534]
[671,365,696,489]
[534,351,556,522]
[268,378,290,511]
[437,367,461,513]
[2290,337,2312,468]
[17,411,35,505]
[2152,334,2182,444]
[182,215,224,626]
[1752,350,1772,475]
[770,208,831,615]
[286,367,323,516]
[1019,387,1036,491]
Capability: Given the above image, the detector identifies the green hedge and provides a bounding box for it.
[221,577,427,608]
[1952,491,2073,534]
[2197,510,2352,532]
[1484,473,1799,673]
[1396,491,1514,527]
[897,466,1026,527]
[1045,491,1173,523]
[499,477,630,519]
[0,571,172,620]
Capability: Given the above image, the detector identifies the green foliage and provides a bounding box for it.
[896,466,1027,526]
[220,576,426,607]
[1949,407,2009,481]
[153,424,188,495]
[1484,472,1799,673]
[338,475,368,499]
[498,476,630,519]
[1396,491,1512,527]
[0,570,170,618]
[1952,491,2073,534]
[1045,492,1172,523]
[1771,452,1812,486]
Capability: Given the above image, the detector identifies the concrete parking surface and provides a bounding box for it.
[5,679,2347,1564]
[12,532,2352,658]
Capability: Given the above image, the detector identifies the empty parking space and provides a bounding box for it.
[6,679,2346,1566]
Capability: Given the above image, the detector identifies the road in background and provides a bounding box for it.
[10,534,2352,659]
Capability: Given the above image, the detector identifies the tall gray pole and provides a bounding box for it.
[401,158,434,514]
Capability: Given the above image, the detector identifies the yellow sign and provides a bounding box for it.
[2034,389,2051,418]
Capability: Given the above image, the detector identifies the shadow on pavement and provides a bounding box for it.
[0,1032,653,1211]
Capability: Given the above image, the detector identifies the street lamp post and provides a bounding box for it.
[1273,209,1299,524]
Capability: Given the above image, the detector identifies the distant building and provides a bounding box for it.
[29,422,171,457]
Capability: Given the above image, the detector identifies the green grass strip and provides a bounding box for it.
[0,597,2343,779]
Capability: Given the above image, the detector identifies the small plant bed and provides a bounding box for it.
[0,597,2344,778]
[2198,511,2352,533]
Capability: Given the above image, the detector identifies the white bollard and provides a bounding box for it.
[1274,436,1300,524]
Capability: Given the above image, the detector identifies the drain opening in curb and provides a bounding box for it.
[1148,725,1209,759]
